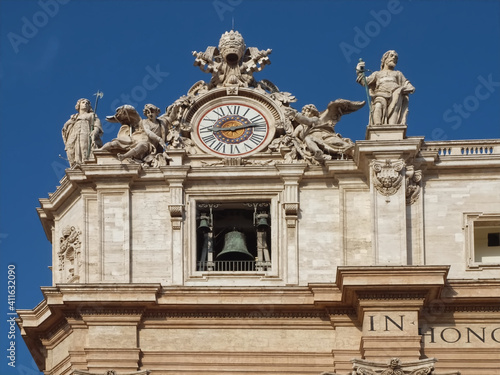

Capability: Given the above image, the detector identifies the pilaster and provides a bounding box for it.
[355,138,423,265]
[163,166,190,285]
[277,164,306,285]
[336,266,449,363]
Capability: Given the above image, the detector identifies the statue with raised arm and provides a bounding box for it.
[356,50,415,125]
[62,98,103,167]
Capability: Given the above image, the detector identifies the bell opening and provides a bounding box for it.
[196,203,271,271]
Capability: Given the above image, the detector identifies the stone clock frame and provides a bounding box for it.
[185,88,283,157]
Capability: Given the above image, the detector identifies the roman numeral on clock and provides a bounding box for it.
[226,105,241,115]
[202,134,216,147]
[213,141,226,153]
[230,144,241,154]
[248,132,265,145]
[212,108,225,117]
[249,114,264,123]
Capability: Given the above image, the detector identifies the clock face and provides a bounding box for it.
[196,103,271,156]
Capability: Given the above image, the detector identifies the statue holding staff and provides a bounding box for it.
[62,98,103,167]
[356,50,415,126]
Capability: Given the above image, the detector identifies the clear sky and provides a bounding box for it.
[1,0,499,373]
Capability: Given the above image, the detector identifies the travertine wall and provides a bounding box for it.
[47,155,500,286]
[423,175,500,278]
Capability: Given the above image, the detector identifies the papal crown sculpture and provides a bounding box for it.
[62,30,414,167]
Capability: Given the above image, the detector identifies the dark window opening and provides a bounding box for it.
[196,202,271,272]
[487,233,500,247]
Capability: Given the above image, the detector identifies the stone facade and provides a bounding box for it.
[17,32,500,375]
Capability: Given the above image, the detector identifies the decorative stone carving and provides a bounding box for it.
[405,165,422,205]
[62,98,103,167]
[349,357,459,375]
[161,96,197,153]
[372,159,405,196]
[356,50,415,125]
[192,30,272,91]
[281,100,364,163]
[100,104,172,167]
[58,226,82,283]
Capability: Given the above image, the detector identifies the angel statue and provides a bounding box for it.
[191,30,272,92]
[286,99,365,162]
[99,104,170,167]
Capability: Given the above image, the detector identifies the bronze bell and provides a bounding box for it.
[216,230,254,261]
[198,213,211,232]
[255,213,270,230]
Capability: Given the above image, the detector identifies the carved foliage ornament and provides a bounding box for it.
[372,159,405,196]
[59,226,82,283]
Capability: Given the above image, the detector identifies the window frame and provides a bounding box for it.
[186,193,281,280]
[464,212,500,269]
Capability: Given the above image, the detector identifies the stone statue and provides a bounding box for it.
[285,99,365,162]
[356,50,415,125]
[141,103,167,153]
[191,30,272,91]
[161,96,196,152]
[62,98,103,166]
[100,104,170,166]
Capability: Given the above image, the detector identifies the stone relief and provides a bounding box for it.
[62,98,103,167]
[58,226,81,283]
[372,159,405,196]
[356,50,415,125]
[405,165,422,205]
[100,104,172,167]
[191,30,272,92]
[349,357,459,375]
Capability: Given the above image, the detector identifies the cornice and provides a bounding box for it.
[143,310,328,320]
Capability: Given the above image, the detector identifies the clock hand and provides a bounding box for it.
[208,123,261,132]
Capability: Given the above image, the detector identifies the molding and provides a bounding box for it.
[142,310,327,320]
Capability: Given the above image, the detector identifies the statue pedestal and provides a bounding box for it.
[366,124,407,141]
[167,149,186,166]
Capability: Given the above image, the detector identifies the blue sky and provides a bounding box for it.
[0,0,499,373]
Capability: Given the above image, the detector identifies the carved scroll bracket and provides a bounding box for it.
[277,164,306,228]
[163,166,190,230]
[405,165,422,205]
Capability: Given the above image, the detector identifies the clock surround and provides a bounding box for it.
[186,88,282,157]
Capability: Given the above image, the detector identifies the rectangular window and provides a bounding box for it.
[196,202,271,272]
[464,213,500,268]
